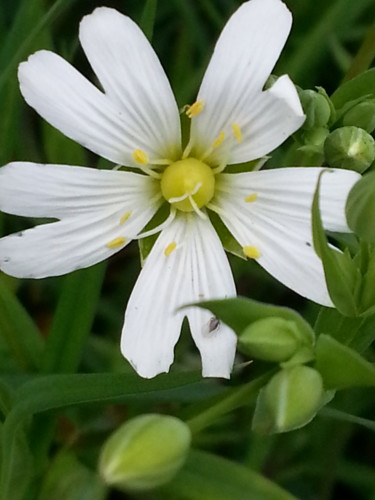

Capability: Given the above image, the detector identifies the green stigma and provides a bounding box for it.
[160,158,215,212]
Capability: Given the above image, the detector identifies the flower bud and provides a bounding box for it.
[99,414,191,492]
[324,126,375,173]
[264,366,324,432]
[302,127,330,147]
[342,101,375,133]
[239,317,301,362]
[299,89,331,130]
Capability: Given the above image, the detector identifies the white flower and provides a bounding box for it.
[0,0,360,378]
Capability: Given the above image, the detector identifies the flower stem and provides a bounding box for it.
[186,372,273,435]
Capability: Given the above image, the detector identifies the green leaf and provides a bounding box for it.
[331,68,375,109]
[139,0,158,41]
[315,334,375,389]
[41,263,106,374]
[160,449,296,500]
[346,171,375,243]
[0,277,44,371]
[38,451,107,500]
[0,371,208,499]
[312,170,359,316]
[191,297,315,343]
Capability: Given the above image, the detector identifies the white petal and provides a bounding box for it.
[121,214,237,378]
[79,7,181,161]
[0,162,160,218]
[184,216,237,378]
[214,168,360,305]
[0,168,160,278]
[190,0,304,162]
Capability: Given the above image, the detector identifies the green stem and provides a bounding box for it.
[186,372,272,434]
[343,19,375,81]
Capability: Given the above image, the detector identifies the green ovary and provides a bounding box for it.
[160,158,215,212]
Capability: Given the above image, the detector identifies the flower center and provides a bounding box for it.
[160,158,215,212]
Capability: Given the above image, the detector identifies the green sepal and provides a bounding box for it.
[312,170,360,316]
[315,334,375,389]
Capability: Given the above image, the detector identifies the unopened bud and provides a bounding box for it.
[324,126,375,173]
[264,365,323,432]
[343,101,375,133]
[99,414,191,492]
[239,317,301,362]
[299,89,331,130]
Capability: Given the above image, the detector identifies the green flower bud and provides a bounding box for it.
[239,317,301,362]
[299,89,331,130]
[302,127,330,147]
[264,366,324,432]
[342,101,375,133]
[324,126,375,173]
[99,414,191,492]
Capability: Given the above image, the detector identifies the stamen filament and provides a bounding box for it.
[135,208,176,239]
[188,195,208,219]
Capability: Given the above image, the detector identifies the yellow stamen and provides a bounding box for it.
[243,245,260,259]
[186,100,204,118]
[107,237,126,249]
[212,131,225,148]
[164,242,177,256]
[132,149,149,165]
[120,211,132,225]
[232,123,243,143]
[245,193,258,203]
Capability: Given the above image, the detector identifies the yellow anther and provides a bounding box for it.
[106,237,126,249]
[132,149,149,165]
[245,193,258,203]
[120,211,132,225]
[212,131,225,148]
[186,100,204,118]
[232,123,243,143]
[243,245,260,259]
[164,242,177,256]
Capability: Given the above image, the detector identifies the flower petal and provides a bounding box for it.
[79,7,181,161]
[184,216,237,378]
[0,162,160,218]
[121,214,236,378]
[190,0,304,162]
[0,166,160,278]
[214,167,360,305]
